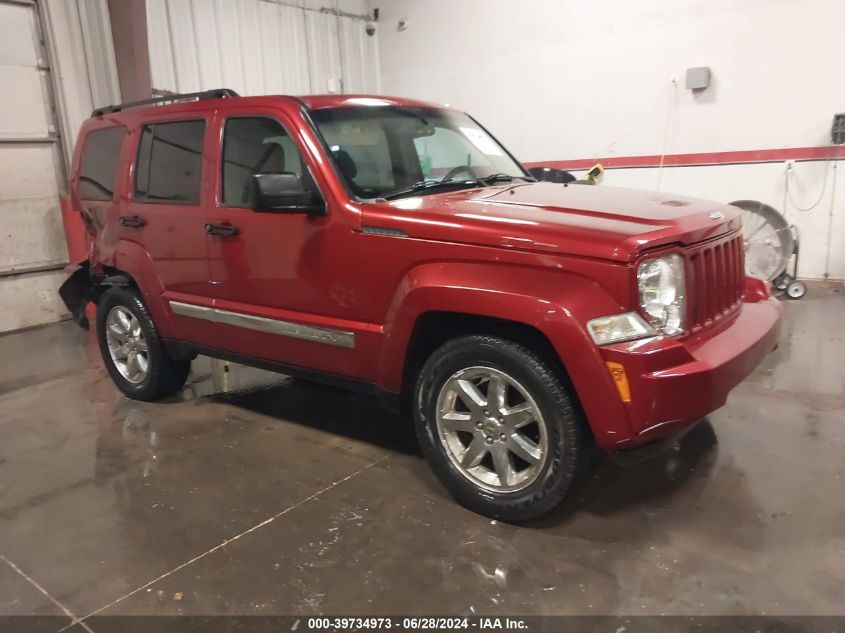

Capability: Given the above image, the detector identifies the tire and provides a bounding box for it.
[774,273,793,291]
[786,280,807,299]
[96,287,191,401]
[413,335,591,522]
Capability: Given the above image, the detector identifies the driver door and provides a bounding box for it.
[201,109,364,376]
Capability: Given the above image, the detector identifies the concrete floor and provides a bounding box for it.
[1,283,844,626]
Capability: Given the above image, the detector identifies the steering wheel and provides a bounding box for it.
[441,164,474,182]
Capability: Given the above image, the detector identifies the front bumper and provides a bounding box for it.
[599,284,783,450]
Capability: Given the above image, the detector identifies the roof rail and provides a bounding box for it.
[92,88,239,117]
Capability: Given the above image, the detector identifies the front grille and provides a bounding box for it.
[687,233,745,331]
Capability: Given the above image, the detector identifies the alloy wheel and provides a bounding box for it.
[435,366,549,493]
[105,306,149,384]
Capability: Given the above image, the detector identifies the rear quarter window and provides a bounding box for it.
[134,120,205,203]
[78,127,126,201]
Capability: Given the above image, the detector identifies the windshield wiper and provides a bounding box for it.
[381,178,480,200]
[478,173,536,184]
[381,173,536,201]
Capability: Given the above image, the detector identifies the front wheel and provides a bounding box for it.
[413,335,591,522]
[96,287,191,401]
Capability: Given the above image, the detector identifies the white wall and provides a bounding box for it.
[371,0,845,279]
[147,0,379,97]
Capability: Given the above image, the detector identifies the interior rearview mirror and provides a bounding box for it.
[248,173,326,215]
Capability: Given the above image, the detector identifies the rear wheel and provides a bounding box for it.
[96,287,190,401]
[413,335,591,521]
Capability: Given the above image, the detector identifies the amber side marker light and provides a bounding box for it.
[606,361,632,403]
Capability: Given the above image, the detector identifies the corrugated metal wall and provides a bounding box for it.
[146,0,380,97]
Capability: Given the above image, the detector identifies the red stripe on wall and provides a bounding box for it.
[523,145,845,171]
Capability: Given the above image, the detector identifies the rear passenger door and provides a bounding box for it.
[121,116,217,344]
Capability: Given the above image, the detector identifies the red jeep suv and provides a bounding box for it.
[59,89,782,521]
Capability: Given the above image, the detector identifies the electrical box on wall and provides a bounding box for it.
[832,114,845,145]
[685,66,711,91]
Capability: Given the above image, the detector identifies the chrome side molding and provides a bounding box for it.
[169,301,355,349]
[362,225,408,237]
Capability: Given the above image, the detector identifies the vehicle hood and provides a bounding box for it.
[365,182,742,261]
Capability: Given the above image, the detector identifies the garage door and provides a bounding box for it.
[0,0,70,333]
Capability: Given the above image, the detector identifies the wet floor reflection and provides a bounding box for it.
[93,372,722,533]
[208,378,419,456]
[0,283,843,616]
[541,420,720,524]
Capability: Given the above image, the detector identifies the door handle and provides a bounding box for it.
[119,215,146,228]
[204,222,239,237]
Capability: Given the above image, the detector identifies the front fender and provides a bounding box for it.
[377,261,635,447]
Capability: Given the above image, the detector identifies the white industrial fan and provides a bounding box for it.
[730,199,807,299]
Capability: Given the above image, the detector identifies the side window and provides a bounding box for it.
[221,117,312,206]
[134,120,205,203]
[78,127,125,201]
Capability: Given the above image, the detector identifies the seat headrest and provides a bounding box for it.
[261,137,286,172]
[332,148,358,180]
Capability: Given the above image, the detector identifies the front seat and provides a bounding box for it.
[332,148,358,177]
[331,148,364,196]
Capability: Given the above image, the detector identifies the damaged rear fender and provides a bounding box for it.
[58,261,94,330]
[58,262,134,330]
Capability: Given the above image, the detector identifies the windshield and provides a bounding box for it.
[310,106,527,199]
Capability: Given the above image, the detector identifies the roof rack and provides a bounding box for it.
[92,88,239,117]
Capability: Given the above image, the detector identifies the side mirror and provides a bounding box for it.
[248,173,326,215]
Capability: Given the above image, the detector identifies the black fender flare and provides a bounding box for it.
[58,265,135,330]
[58,262,94,330]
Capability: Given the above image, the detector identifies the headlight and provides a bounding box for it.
[587,312,655,345]
[637,253,685,335]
